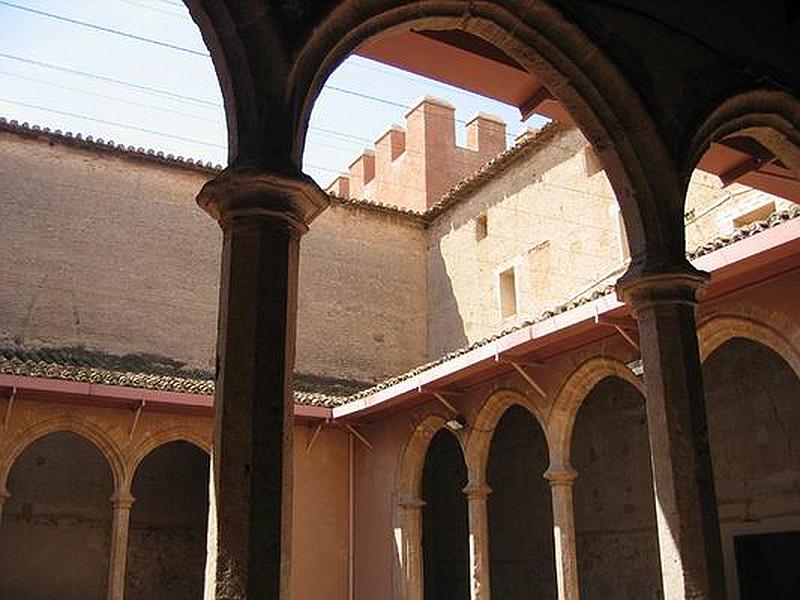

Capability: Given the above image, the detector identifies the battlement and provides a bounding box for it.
[326,96,507,212]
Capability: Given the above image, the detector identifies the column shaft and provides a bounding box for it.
[107,494,134,600]
[395,498,425,600]
[464,483,492,600]
[546,470,579,600]
[211,214,300,599]
[620,273,725,600]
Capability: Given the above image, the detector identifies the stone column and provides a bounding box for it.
[463,482,492,600]
[107,491,135,600]
[617,271,725,600]
[395,495,426,600]
[545,467,579,600]
[197,169,328,599]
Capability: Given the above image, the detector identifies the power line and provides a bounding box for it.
[0,70,221,124]
[0,97,226,149]
[0,6,522,140]
[117,0,185,18]
[0,1,208,57]
[0,52,219,108]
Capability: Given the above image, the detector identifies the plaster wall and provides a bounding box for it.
[0,399,349,600]
[0,432,113,600]
[571,378,661,600]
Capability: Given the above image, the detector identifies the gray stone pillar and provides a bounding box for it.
[463,482,492,600]
[545,467,579,600]
[618,271,725,600]
[107,491,134,600]
[197,169,328,599]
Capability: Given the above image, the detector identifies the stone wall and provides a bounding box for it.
[0,129,427,383]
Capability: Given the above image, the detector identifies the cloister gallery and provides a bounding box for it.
[0,2,799,600]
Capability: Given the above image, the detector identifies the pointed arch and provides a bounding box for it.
[698,311,800,378]
[127,427,211,488]
[465,388,546,485]
[548,357,644,469]
[393,414,467,600]
[0,415,125,497]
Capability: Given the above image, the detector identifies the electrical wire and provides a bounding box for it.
[0,97,226,149]
[0,0,208,57]
[0,52,219,108]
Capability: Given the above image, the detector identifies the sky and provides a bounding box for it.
[0,0,546,187]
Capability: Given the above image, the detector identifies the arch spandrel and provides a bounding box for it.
[290,0,685,268]
[0,416,126,497]
[547,357,644,470]
[464,388,546,485]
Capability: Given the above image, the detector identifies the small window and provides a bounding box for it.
[733,201,775,229]
[475,213,488,241]
[499,267,517,318]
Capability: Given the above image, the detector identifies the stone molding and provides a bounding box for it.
[616,269,710,314]
[197,168,330,232]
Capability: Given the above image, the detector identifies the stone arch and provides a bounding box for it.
[0,415,126,498]
[126,428,211,490]
[393,414,467,600]
[548,357,644,470]
[465,388,546,485]
[396,414,466,506]
[685,89,800,195]
[698,311,800,378]
[293,0,684,267]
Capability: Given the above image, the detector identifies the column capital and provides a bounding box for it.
[462,482,492,499]
[110,492,135,510]
[0,487,9,503]
[544,466,578,486]
[197,167,329,233]
[616,268,710,313]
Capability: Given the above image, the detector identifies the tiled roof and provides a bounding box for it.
[2,204,797,409]
[342,204,800,402]
[0,345,358,407]
[0,116,224,174]
[4,204,796,409]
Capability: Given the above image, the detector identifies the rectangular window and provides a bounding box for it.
[475,213,488,241]
[499,267,517,318]
[733,201,775,229]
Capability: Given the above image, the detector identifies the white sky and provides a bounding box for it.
[0,0,546,187]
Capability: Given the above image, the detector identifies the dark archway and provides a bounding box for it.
[421,428,469,600]
[487,404,556,599]
[704,338,800,600]
[0,431,114,600]
[125,441,210,600]
[572,377,661,599]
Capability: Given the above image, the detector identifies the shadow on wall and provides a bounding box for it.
[425,127,589,359]
[427,244,469,359]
